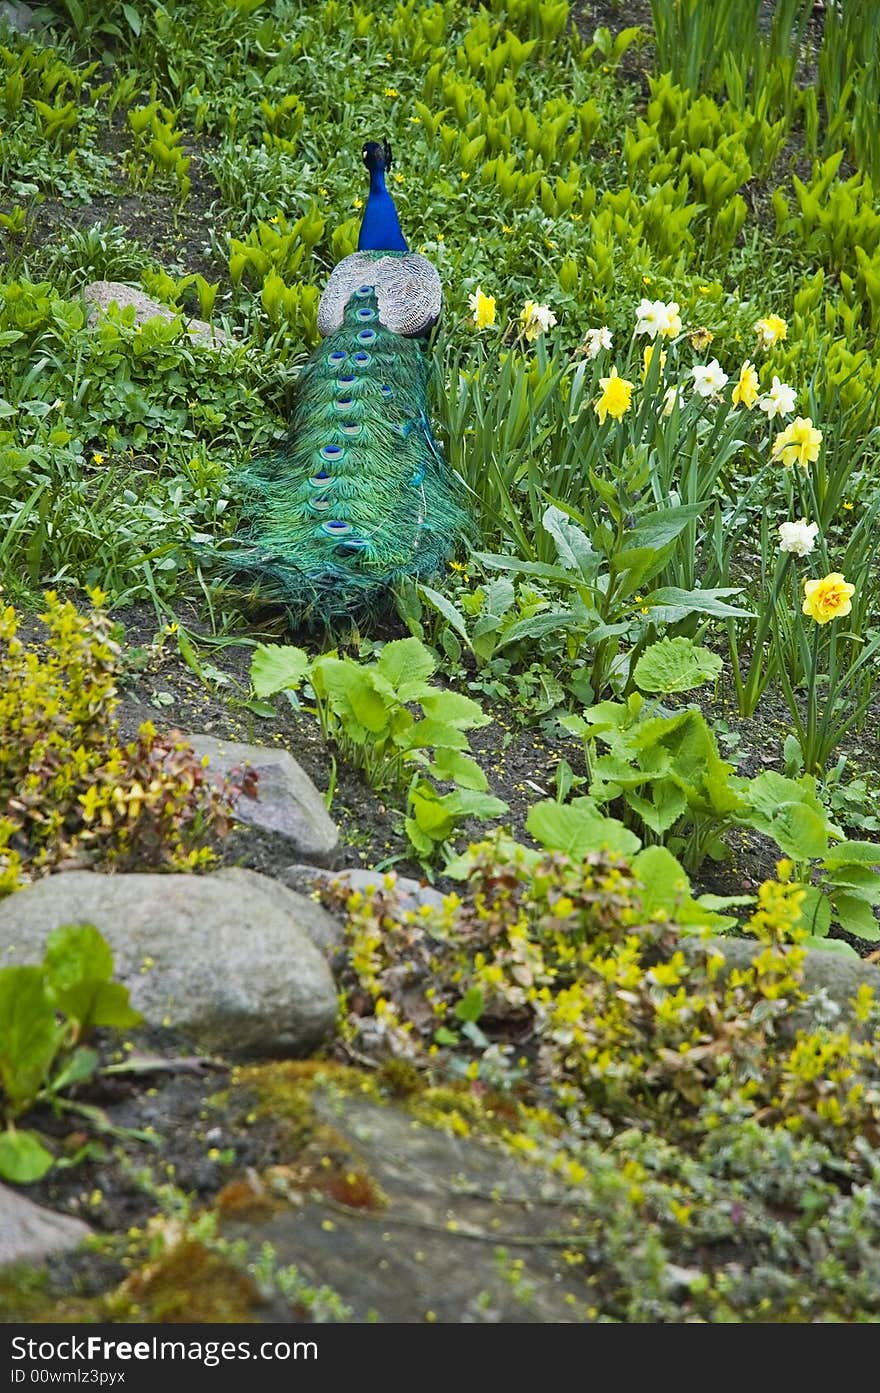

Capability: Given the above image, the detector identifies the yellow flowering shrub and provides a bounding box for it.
[0,591,240,893]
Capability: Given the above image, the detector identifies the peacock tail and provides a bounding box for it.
[221,142,472,630]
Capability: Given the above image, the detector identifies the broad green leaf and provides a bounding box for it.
[526,799,641,858]
[429,748,489,791]
[624,502,705,551]
[798,885,832,938]
[318,661,390,734]
[376,636,436,691]
[44,924,113,992]
[542,505,599,578]
[417,583,473,649]
[632,845,735,930]
[0,1129,55,1184]
[454,987,484,1024]
[626,781,687,835]
[640,587,754,622]
[495,610,581,649]
[823,841,880,869]
[419,689,490,729]
[803,934,858,956]
[251,643,310,697]
[51,981,142,1035]
[0,967,60,1112]
[633,636,723,693]
[831,894,880,940]
[398,718,469,751]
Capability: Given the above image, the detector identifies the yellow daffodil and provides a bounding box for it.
[802,572,855,625]
[731,360,759,408]
[772,416,823,468]
[753,314,787,349]
[594,366,634,423]
[467,287,496,329]
[641,343,666,380]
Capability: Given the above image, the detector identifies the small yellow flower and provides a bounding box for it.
[843,500,854,510]
[802,572,855,625]
[393,172,404,184]
[92,451,106,465]
[688,327,714,351]
[753,313,787,349]
[732,359,759,408]
[383,86,399,97]
[353,197,364,210]
[468,286,496,330]
[594,366,634,424]
[459,171,470,182]
[772,416,823,468]
[268,214,279,225]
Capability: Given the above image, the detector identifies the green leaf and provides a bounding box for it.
[640,587,753,622]
[52,981,142,1035]
[429,748,489,791]
[376,637,436,691]
[831,894,880,940]
[319,661,390,735]
[419,690,491,729]
[526,799,641,858]
[632,845,736,930]
[0,1129,55,1184]
[44,924,113,992]
[798,885,832,938]
[633,636,723,693]
[0,967,60,1113]
[417,584,473,650]
[433,1026,459,1046]
[398,718,470,751]
[454,987,484,1024]
[251,643,310,697]
[542,505,599,578]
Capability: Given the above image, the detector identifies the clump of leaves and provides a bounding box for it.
[251,636,506,862]
[0,923,144,1184]
[0,589,239,892]
[328,836,880,1151]
[323,839,880,1318]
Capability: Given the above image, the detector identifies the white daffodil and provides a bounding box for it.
[690,359,729,398]
[758,375,797,421]
[778,518,819,557]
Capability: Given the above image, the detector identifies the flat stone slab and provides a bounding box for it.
[189,735,339,868]
[83,281,231,346]
[223,1087,585,1323]
[0,1183,90,1270]
[0,868,340,1058]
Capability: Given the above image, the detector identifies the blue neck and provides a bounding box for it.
[358,168,408,252]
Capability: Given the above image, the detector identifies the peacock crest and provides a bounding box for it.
[222,138,470,628]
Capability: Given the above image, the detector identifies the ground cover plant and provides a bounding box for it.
[1,0,880,1326]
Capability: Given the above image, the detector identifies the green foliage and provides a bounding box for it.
[251,636,506,862]
[0,590,239,891]
[0,924,141,1183]
[325,837,880,1319]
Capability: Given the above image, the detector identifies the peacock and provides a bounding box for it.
[223,138,471,628]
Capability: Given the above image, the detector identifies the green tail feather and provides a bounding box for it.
[223,288,471,627]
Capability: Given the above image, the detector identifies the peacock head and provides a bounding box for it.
[362,138,393,175]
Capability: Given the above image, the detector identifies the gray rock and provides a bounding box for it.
[189,735,339,868]
[282,864,446,915]
[0,1184,90,1270]
[0,868,339,1058]
[222,1087,584,1323]
[0,2,36,34]
[83,281,231,346]
[686,934,880,1029]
